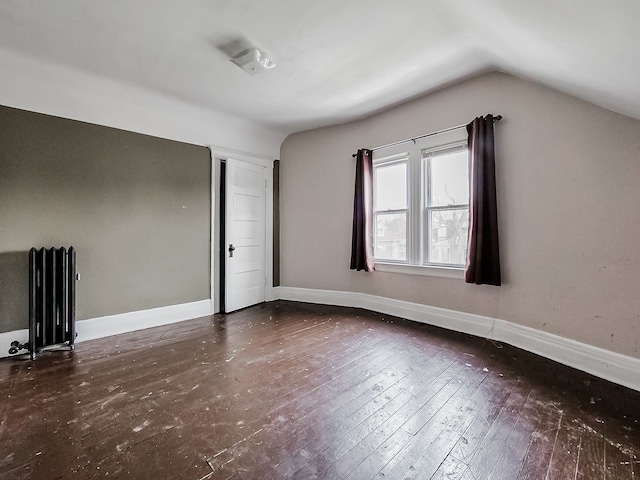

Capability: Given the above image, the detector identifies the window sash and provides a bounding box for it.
[424,206,469,267]
[373,157,411,264]
[373,157,407,210]
[374,210,408,262]
[423,143,469,267]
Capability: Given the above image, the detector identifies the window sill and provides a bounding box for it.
[374,262,464,279]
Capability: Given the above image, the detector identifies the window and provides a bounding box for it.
[373,129,469,273]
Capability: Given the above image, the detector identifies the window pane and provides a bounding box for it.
[375,212,407,261]
[428,208,468,265]
[427,150,468,207]
[375,162,406,210]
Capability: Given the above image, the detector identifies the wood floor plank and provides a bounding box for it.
[274,349,455,478]
[1,301,639,480]
[515,393,567,480]
[340,426,415,480]
[284,350,462,479]
[603,431,636,480]
[374,365,491,479]
[411,375,514,480]
[483,386,547,480]
[544,414,583,480]
[199,337,412,474]
[464,384,532,479]
[429,455,471,480]
[187,340,400,461]
[574,420,605,480]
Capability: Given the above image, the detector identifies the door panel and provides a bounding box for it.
[225,158,266,312]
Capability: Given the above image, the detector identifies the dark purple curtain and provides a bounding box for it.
[350,149,375,272]
[465,115,501,285]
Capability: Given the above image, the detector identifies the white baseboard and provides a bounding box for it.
[4,288,638,393]
[0,299,213,359]
[273,286,640,393]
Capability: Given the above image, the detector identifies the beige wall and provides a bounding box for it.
[0,105,211,333]
[280,72,640,360]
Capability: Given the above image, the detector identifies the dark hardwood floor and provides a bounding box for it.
[1,301,639,479]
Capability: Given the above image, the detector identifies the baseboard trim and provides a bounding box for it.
[273,286,640,393]
[1,299,213,359]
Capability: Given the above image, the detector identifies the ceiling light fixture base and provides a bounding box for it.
[230,48,277,75]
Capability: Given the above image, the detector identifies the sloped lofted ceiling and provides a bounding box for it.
[1,0,639,137]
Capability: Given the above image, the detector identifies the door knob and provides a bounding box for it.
[228,244,236,258]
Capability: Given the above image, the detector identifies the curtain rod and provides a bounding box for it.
[351,114,502,157]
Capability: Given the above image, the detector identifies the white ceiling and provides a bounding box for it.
[1,0,640,136]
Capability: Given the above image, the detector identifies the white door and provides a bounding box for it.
[225,157,267,312]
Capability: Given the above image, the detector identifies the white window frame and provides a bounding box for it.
[372,128,468,278]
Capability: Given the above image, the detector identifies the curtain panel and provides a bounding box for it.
[465,115,501,285]
[350,148,375,272]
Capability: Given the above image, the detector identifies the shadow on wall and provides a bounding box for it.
[0,251,29,333]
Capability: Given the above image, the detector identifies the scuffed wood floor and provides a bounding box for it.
[0,301,639,479]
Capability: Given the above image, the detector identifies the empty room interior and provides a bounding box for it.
[1,1,640,479]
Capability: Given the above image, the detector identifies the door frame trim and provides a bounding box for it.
[208,146,275,314]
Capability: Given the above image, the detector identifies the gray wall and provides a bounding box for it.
[0,105,211,333]
[280,72,640,360]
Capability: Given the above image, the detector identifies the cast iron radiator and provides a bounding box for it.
[9,247,77,359]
